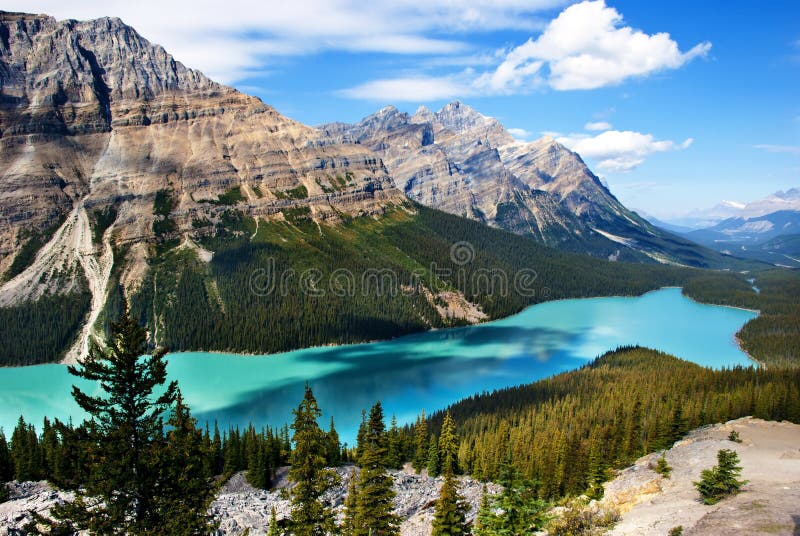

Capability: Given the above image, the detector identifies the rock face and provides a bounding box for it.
[0,466,499,536]
[0,10,400,285]
[320,102,719,265]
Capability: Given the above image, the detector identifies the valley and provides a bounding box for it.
[0,6,798,536]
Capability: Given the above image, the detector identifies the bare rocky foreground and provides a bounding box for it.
[604,417,800,536]
[3,417,798,535]
[0,466,498,536]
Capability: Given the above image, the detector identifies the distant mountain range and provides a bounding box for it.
[669,210,800,268]
[659,188,800,229]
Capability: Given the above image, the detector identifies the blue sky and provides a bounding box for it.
[15,0,799,219]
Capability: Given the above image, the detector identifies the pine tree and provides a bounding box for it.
[0,429,12,482]
[476,464,549,534]
[288,385,338,536]
[10,417,40,481]
[341,471,359,536]
[353,401,400,536]
[326,417,342,466]
[427,436,440,477]
[45,303,181,535]
[387,415,403,470]
[412,411,428,473]
[156,391,218,534]
[585,430,606,498]
[267,506,281,536]
[355,410,368,464]
[694,449,748,505]
[654,454,672,478]
[438,412,458,475]
[431,470,469,536]
[473,486,494,536]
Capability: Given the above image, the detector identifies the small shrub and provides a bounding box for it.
[548,498,620,536]
[728,430,742,443]
[668,526,683,536]
[654,454,672,478]
[694,449,748,505]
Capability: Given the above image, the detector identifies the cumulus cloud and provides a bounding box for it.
[479,0,711,92]
[341,0,711,100]
[558,130,693,172]
[584,121,612,131]
[9,0,568,83]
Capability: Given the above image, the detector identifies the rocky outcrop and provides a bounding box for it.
[0,466,499,536]
[602,417,800,536]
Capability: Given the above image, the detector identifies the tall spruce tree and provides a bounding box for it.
[288,385,338,536]
[155,392,218,534]
[427,436,440,477]
[413,411,428,473]
[50,304,178,534]
[341,471,359,536]
[438,412,459,475]
[431,470,469,536]
[326,417,342,467]
[353,402,399,536]
[0,429,12,482]
[431,413,468,536]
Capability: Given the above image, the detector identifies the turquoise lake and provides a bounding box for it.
[0,288,757,444]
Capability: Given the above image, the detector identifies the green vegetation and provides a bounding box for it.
[288,385,338,536]
[4,215,66,282]
[654,455,672,478]
[474,468,550,534]
[275,184,309,200]
[432,469,469,536]
[694,449,748,504]
[546,498,619,536]
[211,186,246,205]
[411,347,800,499]
[728,430,742,443]
[32,305,216,534]
[152,188,177,236]
[349,402,400,536]
[0,290,91,365]
[89,206,117,243]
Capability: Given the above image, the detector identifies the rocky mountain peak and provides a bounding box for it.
[410,105,434,124]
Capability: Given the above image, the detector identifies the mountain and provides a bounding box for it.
[0,10,404,361]
[320,102,732,267]
[680,210,800,267]
[0,11,749,365]
[665,188,800,228]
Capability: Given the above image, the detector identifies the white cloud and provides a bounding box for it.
[480,0,711,92]
[584,121,612,131]
[557,130,693,172]
[339,76,472,102]
[754,144,800,155]
[9,0,569,83]
[340,0,711,100]
[507,128,533,141]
